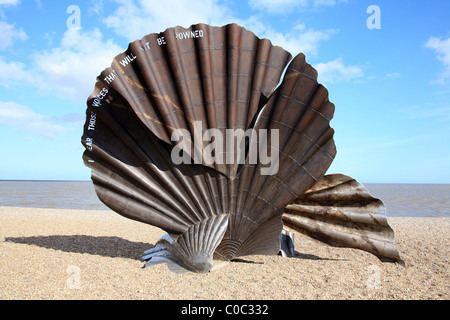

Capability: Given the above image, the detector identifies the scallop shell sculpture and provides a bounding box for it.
[82,23,401,272]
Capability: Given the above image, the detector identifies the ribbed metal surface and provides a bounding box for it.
[282,174,404,263]
[81,23,336,270]
[214,53,337,259]
[93,23,292,178]
[173,214,229,272]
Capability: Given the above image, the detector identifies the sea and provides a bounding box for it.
[0,180,448,217]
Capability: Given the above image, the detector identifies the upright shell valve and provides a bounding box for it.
[82,23,402,272]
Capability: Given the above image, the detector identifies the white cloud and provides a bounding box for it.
[248,0,346,14]
[0,21,27,49]
[0,0,20,5]
[315,57,364,83]
[0,56,34,86]
[0,0,20,20]
[0,101,68,138]
[103,0,235,42]
[385,72,400,79]
[425,36,450,84]
[88,0,104,16]
[0,27,122,102]
[248,22,337,57]
[31,27,122,101]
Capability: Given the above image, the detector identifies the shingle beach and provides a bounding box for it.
[0,207,448,300]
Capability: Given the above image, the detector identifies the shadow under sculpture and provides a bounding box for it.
[81,23,403,273]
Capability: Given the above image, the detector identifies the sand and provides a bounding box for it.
[0,206,448,300]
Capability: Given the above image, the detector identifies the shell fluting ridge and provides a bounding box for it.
[82,23,401,272]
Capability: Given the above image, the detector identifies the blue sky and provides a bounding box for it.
[0,0,449,183]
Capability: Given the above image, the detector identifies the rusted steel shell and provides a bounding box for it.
[81,23,336,271]
[92,23,292,179]
[282,174,404,263]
